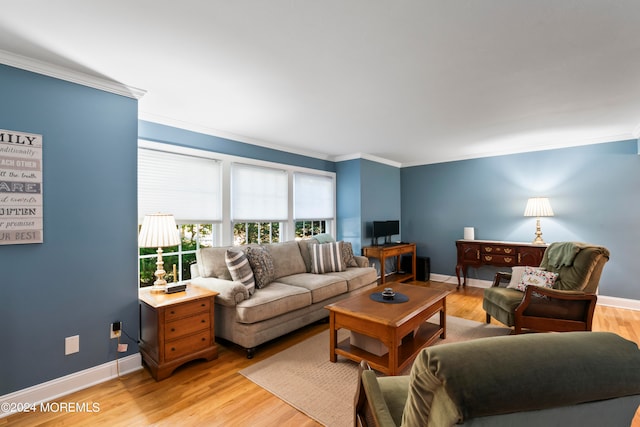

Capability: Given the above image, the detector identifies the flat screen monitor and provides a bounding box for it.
[373,220,400,238]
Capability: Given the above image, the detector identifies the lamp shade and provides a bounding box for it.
[138,213,180,248]
[524,197,554,217]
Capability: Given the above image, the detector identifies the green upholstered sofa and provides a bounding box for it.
[356,332,640,427]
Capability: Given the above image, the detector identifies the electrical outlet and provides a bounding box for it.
[110,321,122,339]
[65,335,79,355]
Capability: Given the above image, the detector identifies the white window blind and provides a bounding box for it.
[138,148,221,223]
[294,172,334,220]
[231,163,288,221]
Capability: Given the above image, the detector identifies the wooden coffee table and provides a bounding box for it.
[325,283,450,375]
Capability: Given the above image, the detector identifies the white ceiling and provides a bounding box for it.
[1,1,639,166]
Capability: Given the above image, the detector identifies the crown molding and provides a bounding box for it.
[401,132,637,168]
[139,112,334,161]
[0,49,145,100]
[333,152,401,168]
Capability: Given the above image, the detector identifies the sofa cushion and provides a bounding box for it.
[277,273,348,303]
[326,267,378,292]
[245,246,276,289]
[310,242,345,273]
[265,240,307,279]
[196,246,233,280]
[340,241,358,267]
[235,281,311,324]
[297,237,319,272]
[225,249,255,295]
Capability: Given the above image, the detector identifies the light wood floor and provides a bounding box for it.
[4,282,640,426]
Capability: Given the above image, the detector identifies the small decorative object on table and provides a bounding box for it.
[381,287,396,300]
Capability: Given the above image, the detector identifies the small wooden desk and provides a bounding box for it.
[455,240,547,287]
[325,283,449,375]
[362,243,416,283]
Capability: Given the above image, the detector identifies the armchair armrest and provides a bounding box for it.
[514,286,597,333]
[189,277,249,306]
[355,361,398,427]
[492,271,512,287]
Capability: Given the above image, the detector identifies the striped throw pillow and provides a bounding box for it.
[225,249,255,295]
[310,242,345,274]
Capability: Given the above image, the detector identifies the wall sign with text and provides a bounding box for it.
[0,129,43,245]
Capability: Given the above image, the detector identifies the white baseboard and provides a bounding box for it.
[431,274,640,311]
[0,354,142,418]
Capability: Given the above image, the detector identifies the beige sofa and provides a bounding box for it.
[190,239,377,358]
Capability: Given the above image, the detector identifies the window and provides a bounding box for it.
[138,148,222,285]
[294,172,334,238]
[137,140,336,285]
[231,163,288,244]
[138,148,221,222]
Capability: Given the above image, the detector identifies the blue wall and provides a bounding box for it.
[361,159,402,246]
[401,140,640,300]
[336,158,401,268]
[0,65,139,394]
[139,121,336,173]
[336,159,362,253]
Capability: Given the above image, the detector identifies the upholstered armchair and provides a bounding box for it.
[354,332,640,427]
[483,242,609,333]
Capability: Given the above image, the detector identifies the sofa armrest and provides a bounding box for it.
[190,263,200,278]
[354,255,370,268]
[189,277,248,306]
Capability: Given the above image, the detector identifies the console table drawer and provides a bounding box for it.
[482,245,515,255]
[165,299,210,321]
[482,254,516,265]
[164,330,211,361]
[165,313,210,340]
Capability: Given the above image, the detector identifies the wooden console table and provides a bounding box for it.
[455,240,547,287]
[362,243,416,284]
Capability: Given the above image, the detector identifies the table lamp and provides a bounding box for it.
[138,213,180,292]
[524,197,554,244]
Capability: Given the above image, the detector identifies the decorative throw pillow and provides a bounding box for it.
[225,249,255,295]
[310,242,345,274]
[245,246,275,289]
[516,266,558,292]
[506,266,528,289]
[340,241,358,268]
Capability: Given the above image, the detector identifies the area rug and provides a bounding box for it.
[239,316,511,427]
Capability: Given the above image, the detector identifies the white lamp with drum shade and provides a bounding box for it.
[138,213,180,293]
[524,197,554,244]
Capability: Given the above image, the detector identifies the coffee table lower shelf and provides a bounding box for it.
[335,321,443,375]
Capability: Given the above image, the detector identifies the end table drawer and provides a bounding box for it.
[165,299,211,321]
[164,330,211,361]
[165,313,211,340]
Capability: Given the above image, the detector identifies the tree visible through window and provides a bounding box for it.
[139,224,214,287]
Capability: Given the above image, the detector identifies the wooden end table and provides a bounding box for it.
[139,284,218,380]
[325,283,449,375]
